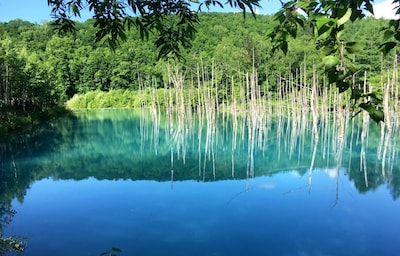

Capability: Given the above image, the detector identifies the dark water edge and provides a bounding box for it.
[0,106,74,140]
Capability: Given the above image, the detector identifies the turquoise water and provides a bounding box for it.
[1,109,400,256]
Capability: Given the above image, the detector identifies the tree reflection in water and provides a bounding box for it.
[0,104,399,255]
[0,104,399,201]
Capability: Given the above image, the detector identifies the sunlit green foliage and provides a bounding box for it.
[67,90,143,108]
[0,13,395,128]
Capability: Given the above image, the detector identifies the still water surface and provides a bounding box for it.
[1,109,400,256]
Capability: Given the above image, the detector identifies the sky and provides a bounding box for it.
[0,0,398,23]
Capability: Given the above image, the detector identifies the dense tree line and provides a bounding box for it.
[0,13,394,115]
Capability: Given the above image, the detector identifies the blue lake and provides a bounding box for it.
[1,109,400,256]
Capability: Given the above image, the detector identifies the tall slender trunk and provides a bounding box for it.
[4,62,10,105]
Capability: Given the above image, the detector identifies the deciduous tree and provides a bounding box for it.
[47,0,260,58]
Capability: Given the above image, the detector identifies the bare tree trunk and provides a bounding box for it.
[5,63,10,105]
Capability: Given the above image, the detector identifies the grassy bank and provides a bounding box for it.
[66,88,222,110]
[67,90,144,109]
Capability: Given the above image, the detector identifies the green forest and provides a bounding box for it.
[0,12,395,133]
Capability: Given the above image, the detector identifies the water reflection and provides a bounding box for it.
[0,108,399,200]
[1,108,400,256]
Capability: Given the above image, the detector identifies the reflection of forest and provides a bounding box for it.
[1,109,399,212]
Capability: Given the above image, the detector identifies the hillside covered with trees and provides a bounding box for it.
[0,13,394,133]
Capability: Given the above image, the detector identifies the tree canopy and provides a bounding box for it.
[0,14,392,107]
[47,0,260,58]
[46,0,400,122]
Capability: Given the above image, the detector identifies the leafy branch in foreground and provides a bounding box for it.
[380,0,400,55]
[268,0,385,123]
[47,0,260,59]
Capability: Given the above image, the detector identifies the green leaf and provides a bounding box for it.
[323,55,340,69]
[350,9,365,22]
[345,42,362,54]
[273,10,286,23]
[383,30,394,40]
[351,88,362,100]
[287,25,297,38]
[282,0,296,8]
[294,16,304,27]
[347,62,357,74]
[370,109,384,123]
[281,40,288,55]
[359,103,384,123]
[316,17,334,38]
[316,15,329,31]
[337,80,350,93]
[365,1,374,15]
[379,42,397,56]
[320,45,337,56]
[363,92,382,102]
[327,70,338,84]
[337,8,352,26]
[395,32,400,41]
